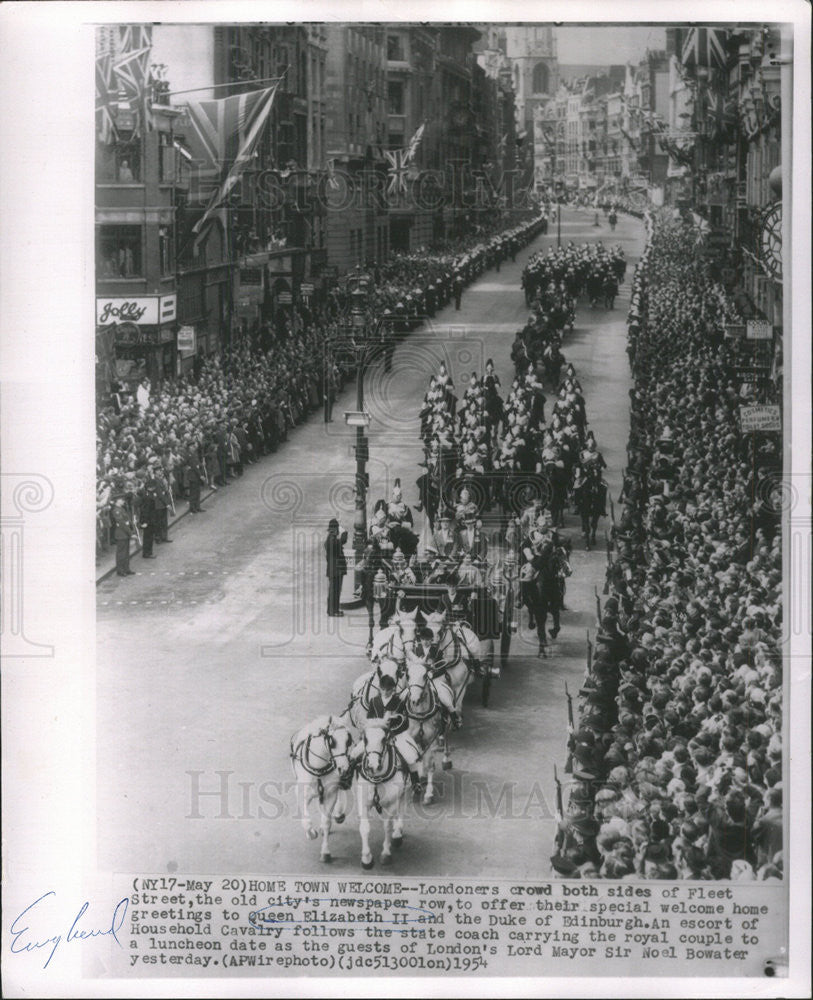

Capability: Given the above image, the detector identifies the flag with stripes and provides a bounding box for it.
[183,83,280,235]
[680,26,728,70]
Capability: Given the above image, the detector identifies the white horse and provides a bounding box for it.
[346,656,403,733]
[369,605,419,665]
[423,611,480,721]
[356,719,409,869]
[402,655,450,804]
[290,715,353,863]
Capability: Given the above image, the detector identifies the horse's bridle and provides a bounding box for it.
[291,727,349,778]
[359,731,398,784]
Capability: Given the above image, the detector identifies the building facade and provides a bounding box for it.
[385,25,441,251]
[96,26,181,397]
[323,24,389,275]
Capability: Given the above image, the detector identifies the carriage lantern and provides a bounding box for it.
[372,568,389,602]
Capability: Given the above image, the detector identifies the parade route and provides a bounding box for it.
[96,207,645,878]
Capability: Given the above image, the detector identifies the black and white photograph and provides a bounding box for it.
[1,3,810,997]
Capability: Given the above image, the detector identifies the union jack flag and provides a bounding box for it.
[681,27,728,70]
[96,44,117,143]
[183,83,280,236]
[385,147,411,196]
[95,24,153,143]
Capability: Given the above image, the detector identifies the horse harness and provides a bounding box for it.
[359,739,409,814]
[290,729,340,804]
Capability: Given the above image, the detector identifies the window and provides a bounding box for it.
[388,81,404,116]
[159,225,174,276]
[387,35,404,61]
[159,132,177,183]
[532,62,549,94]
[97,225,142,278]
[96,139,142,183]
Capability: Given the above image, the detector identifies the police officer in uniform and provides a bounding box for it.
[186,443,206,513]
[113,498,135,576]
[138,470,158,558]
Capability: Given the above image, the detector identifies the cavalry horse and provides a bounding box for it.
[402,655,451,804]
[355,720,409,869]
[532,541,568,656]
[573,464,607,549]
[544,459,568,529]
[290,715,353,863]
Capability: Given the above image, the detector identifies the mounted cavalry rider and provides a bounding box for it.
[370,506,395,555]
[455,485,479,523]
[386,479,418,557]
[387,478,413,531]
[579,434,608,476]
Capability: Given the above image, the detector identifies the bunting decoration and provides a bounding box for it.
[183,83,280,236]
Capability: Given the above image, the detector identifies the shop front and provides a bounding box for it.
[267,248,308,337]
[235,256,268,347]
[95,293,177,389]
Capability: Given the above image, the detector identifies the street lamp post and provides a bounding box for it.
[338,297,428,605]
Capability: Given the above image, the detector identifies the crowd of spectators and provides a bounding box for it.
[97,212,548,557]
[553,209,783,881]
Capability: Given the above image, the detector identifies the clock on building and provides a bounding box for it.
[759,201,782,282]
